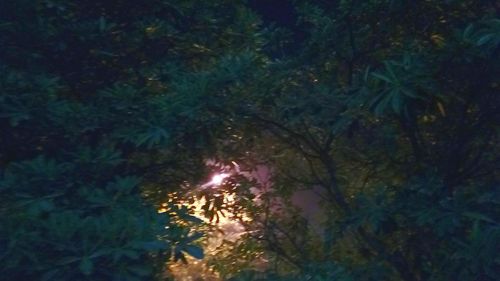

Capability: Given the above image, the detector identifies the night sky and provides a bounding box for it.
[248,0,306,55]
[248,0,297,28]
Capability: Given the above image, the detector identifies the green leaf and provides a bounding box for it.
[463,212,496,224]
[371,72,392,83]
[79,257,94,276]
[133,241,168,251]
[390,90,402,114]
[99,16,106,32]
[463,24,474,39]
[477,34,494,46]
[56,256,80,265]
[186,232,204,243]
[128,265,152,277]
[400,87,418,98]
[41,269,60,281]
[183,244,204,259]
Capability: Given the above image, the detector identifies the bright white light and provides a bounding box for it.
[209,173,229,186]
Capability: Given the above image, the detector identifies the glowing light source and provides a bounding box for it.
[209,173,229,186]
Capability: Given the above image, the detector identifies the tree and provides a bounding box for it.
[1,0,498,280]
[0,1,264,280]
[197,1,499,280]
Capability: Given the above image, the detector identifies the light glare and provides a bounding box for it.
[210,173,229,186]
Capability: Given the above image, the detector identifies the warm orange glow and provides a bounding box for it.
[164,163,259,280]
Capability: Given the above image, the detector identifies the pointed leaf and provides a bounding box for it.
[184,245,204,259]
[79,257,93,276]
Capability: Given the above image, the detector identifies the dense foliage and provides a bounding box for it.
[1,0,499,281]
[0,1,262,280]
[193,1,500,280]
